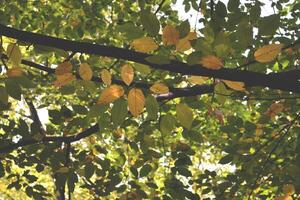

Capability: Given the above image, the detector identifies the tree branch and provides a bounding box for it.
[1,24,300,93]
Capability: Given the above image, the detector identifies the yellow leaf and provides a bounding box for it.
[254,44,283,63]
[56,166,69,173]
[187,76,208,85]
[53,73,76,87]
[55,61,73,75]
[223,80,245,91]
[7,67,24,77]
[186,32,197,40]
[100,69,112,85]
[121,64,134,86]
[176,38,191,52]
[7,43,22,66]
[150,83,169,94]
[176,103,193,129]
[128,88,145,117]
[162,25,180,45]
[79,63,93,81]
[131,37,158,53]
[97,85,124,104]
[283,184,295,195]
[199,55,223,70]
[274,195,293,200]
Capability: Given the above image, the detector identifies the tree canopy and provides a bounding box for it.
[0,0,300,199]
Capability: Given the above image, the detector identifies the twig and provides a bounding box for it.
[247,112,300,199]
[155,0,166,14]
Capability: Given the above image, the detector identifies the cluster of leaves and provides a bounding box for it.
[0,0,300,199]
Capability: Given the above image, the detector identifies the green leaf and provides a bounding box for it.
[15,76,35,88]
[145,55,170,65]
[116,22,144,40]
[0,162,5,178]
[176,103,193,129]
[67,171,78,193]
[140,11,160,36]
[160,114,176,135]
[219,154,233,164]
[140,164,152,177]
[177,20,190,38]
[146,95,159,120]
[7,43,22,66]
[215,1,227,17]
[228,0,239,12]
[258,14,280,36]
[111,99,128,127]
[5,79,21,100]
[0,86,8,105]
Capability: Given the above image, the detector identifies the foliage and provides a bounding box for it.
[0,0,300,199]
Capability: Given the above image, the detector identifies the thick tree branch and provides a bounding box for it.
[1,24,300,93]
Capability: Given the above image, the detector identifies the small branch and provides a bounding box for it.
[247,113,300,199]
[155,0,166,14]
[64,52,77,62]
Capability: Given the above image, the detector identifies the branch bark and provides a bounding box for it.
[1,24,300,93]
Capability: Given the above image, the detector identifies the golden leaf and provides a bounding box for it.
[150,83,169,94]
[131,37,158,53]
[128,88,145,117]
[176,38,191,52]
[100,69,112,85]
[53,73,76,87]
[55,61,73,75]
[254,44,283,63]
[56,166,69,173]
[121,64,134,86]
[274,195,293,200]
[162,25,180,45]
[176,103,193,129]
[223,80,245,91]
[265,102,284,119]
[282,184,295,195]
[79,63,93,81]
[7,67,24,77]
[7,43,22,66]
[186,32,197,40]
[187,76,208,85]
[97,85,124,104]
[199,55,223,70]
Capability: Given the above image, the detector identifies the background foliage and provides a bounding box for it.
[0,0,300,199]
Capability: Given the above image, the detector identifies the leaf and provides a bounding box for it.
[176,103,194,129]
[150,83,169,94]
[5,79,21,100]
[258,14,280,36]
[160,114,176,135]
[116,22,144,40]
[111,99,128,127]
[254,44,283,63]
[219,154,233,164]
[7,43,22,66]
[140,11,160,36]
[187,76,208,85]
[199,55,223,70]
[145,55,170,65]
[79,63,93,81]
[100,69,112,85]
[97,85,124,104]
[223,80,245,91]
[54,73,76,87]
[140,164,152,177]
[121,64,134,86]
[131,37,158,53]
[176,32,198,52]
[146,95,159,120]
[56,166,69,173]
[282,184,295,195]
[0,86,8,104]
[128,88,145,117]
[55,61,73,75]
[177,20,190,38]
[7,67,24,77]
[265,102,284,119]
[133,63,151,75]
[162,25,180,45]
